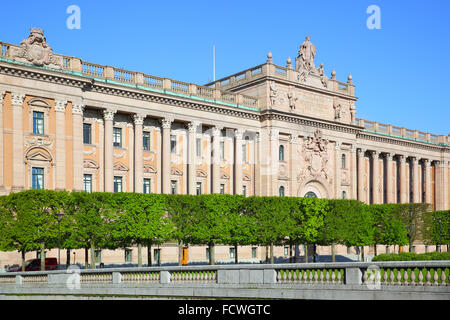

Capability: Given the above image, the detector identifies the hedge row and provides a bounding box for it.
[372,252,450,261]
[0,190,448,270]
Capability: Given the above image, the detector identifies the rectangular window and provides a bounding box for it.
[220,141,225,161]
[33,111,44,135]
[196,138,202,157]
[242,144,246,163]
[113,127,122,147]
[143,131,151,151]
[32,167,44,190]
[229,247,235,259]
[196,182,202,195]
[242,185,247,197]
[171,180,177,195]
[124,249,132,263]
[83,123,92,144]
[143,178,151,194]
[114,176,123,193]
[83,174,92,193]
[220,184,225,194]
[252,247,257,259]
[170,135,177,154]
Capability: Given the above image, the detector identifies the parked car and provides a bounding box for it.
[8,258,58,272]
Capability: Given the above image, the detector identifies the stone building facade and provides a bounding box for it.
[0,29,448,266]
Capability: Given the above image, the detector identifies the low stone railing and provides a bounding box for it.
[0,261,448,287]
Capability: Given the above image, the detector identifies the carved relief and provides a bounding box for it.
[143,164,157,174]
[170,167,183,176]
[10,28,62,69]
[297,129,332,185]
[83,159,99,169]
[113,162,129,171]
[25,136,53,149]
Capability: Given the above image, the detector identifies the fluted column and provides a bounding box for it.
[0,92,5,194]
[371,151,380,204]
[103,109,116,192]
[424,159,432,206]
[350,146,357,199]
[335,142,341,199]
[357,148,366,203]
[411,157,420,203]
[399,155,407,203]
[211,126,222,194]
[11,92,26,192]
[187,121,199,195]
[133,114,145,193]
[54,100,67,190]
[385,153,394,203]
[161,118,173,194]
[234,129,244,195]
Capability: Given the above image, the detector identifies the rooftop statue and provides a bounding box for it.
[297,36,318,75]
[10,28,62,69]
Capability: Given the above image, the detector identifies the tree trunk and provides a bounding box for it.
[40,242,45,271]
[147,244,152,267]
[90,243,96,269]
[304,245,309,263]
[21,250,26,272]
[289,244,294,263]
[66,249,71,268]
[84,248,89,269]
[137,243,142,268]
[361,246,365,262]
[386,245,390,254]
[234,244,238,264]
[209,243,215,265]
[265,245,269,264]
[178,243,183,266]
[313,244,317,263]
[374,244,378,256]
[331,243,335,263]
[270,243,274,264]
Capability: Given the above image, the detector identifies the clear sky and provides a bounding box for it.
[1,0,449,135]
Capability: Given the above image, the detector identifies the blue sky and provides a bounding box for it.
[1,0,449,135]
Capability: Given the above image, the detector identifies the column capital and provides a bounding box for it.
[11,92,26,106]
[269,128,279,141]
[54,100,67,113]
[161,118,174,129]
[103,109,116,121]
[334,141,341,150]
[357,148,366,155]
[235,128,245,140]
[0,91,5,104]
[397,154,406,163]
[72,104,85,115]
[212,126,223,137]
[187,121,200,133]
[369,150,379,157]
[289,134,298,144]
[410,156,418,165]
[385,153,393,161]
[423,159,431,166]
[133,113,145,126]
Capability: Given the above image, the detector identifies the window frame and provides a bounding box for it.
[32,111,44,135]
[32,167,44,190]
[114,176,123,193]
[143,131,151,151]
[113,127,122,148]
[83,123,92,145]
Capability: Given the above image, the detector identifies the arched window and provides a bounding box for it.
[342,191,347,199]
[304,191,317,198]
[279,145,285,161]
[279,186,285,197]
[341,154,346,169]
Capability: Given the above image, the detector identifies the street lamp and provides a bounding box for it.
[56,212,64,270]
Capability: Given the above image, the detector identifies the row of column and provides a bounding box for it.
[356,148,446,208]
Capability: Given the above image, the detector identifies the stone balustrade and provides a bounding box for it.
[356,118,449,146]
[0,41,259,110]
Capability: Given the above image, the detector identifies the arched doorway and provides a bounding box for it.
[304,191,318,198]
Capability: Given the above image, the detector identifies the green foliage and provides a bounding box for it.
[367,204,408,246]
[372,252,450,261]
[430,211,450,245]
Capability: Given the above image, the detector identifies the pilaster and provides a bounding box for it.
[54,100,67,190]
[11,92,26,192]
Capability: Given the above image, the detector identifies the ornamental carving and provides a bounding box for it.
[10,28,62,69]
[297,129,332,185]
[25,136,53,149]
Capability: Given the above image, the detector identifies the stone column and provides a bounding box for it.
[385,153,394,203]
[234,129,245,195]
[0,92,5,194]
[443,161,449,210]
[11,92,26,192]
[161,118,173,194]
[269,129,279,196]
[399,155,407,203]
[424,159,432,206]
[103,109,116,192]
[357,148,366,203]
[254,132,261,196]
[411,157,420,203]
[54,100,67,191]
[371,151,380,204]
[133,114,145,193]
[350,146,357,200]
[335,142,341,199]
[211,126,222,194]
[289,135,298,197]
[187,121,199,195]
[435,161,443,210]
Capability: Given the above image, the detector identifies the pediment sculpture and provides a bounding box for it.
[10,28,62,69]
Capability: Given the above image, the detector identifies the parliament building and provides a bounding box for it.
[0,29,448,266]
